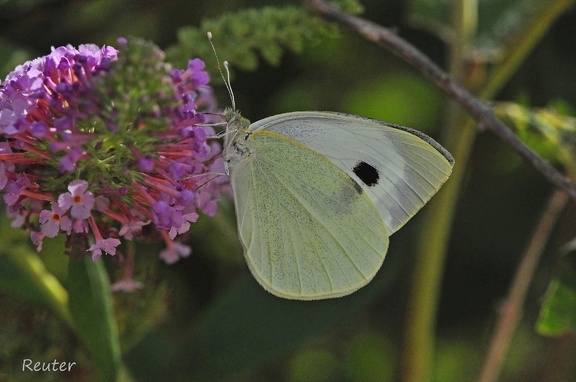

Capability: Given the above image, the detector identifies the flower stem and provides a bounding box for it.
[402,0,477,380]
[403,0,574,380]
[478,190,568,382]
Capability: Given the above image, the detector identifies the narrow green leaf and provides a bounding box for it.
[0,245,72,323]
[68,255,122,382]
[537,280,576,336]
[537,251,576,336]
[0,215,71,323]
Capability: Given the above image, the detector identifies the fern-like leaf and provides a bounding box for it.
[166,6,340,82]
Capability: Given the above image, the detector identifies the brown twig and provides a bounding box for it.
[478,189,569,382]
[305,0,576,202]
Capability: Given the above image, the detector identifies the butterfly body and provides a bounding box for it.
[224,111,454,300]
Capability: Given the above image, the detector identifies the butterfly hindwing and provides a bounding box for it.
[230,130,389,300]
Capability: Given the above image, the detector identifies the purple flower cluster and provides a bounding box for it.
[0,39,225,288]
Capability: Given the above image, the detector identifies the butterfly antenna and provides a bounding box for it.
[207,31,236,110]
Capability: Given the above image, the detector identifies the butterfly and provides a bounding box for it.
[223,110,454,300]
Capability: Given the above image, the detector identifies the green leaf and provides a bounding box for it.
[68,255,122,382]
[493,102,576,174]
[166,6,339,80]
[126,251,399,382]
[0,215,71,323]
[537,251,576,336]
[0,245,71,319]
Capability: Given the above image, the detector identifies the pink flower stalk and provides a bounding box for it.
[159,231,192,264]
[0,39,226,278]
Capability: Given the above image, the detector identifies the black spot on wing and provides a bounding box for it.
[353,161,379,187]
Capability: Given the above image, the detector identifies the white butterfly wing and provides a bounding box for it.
[230,130,389,300]
[250,112,454,234]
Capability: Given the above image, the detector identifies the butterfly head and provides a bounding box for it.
[224,107,250,134]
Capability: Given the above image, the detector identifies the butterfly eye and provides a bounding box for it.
[353,161,380,187]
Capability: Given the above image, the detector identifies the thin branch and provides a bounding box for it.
[305,0,576,202]
[478,189,569,382]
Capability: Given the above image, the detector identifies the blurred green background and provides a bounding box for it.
[1,0,576,381]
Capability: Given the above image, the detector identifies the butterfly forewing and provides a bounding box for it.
[250,112,454,234]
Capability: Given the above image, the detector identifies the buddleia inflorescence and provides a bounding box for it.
[0,38,226,289]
